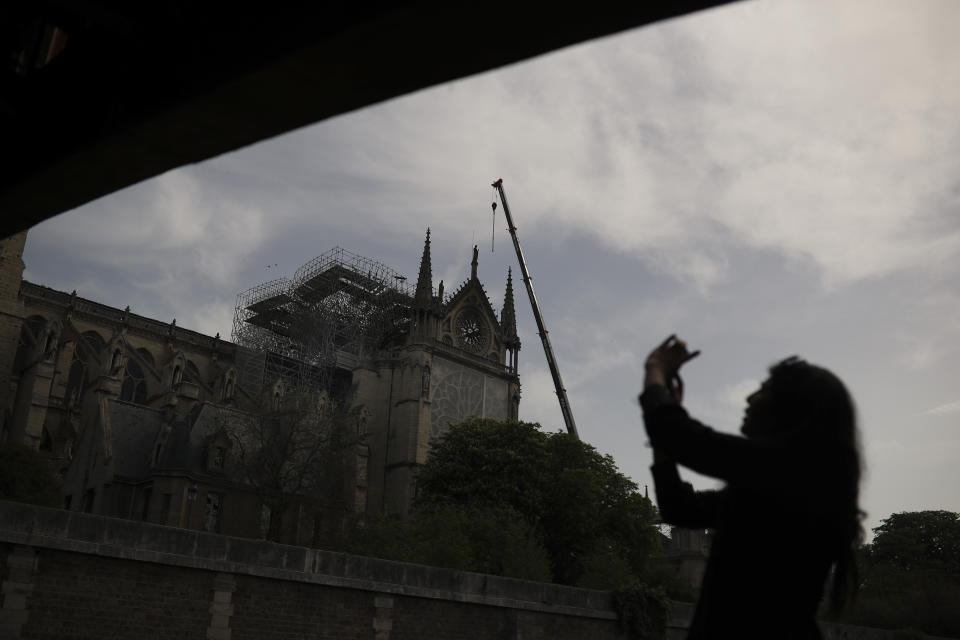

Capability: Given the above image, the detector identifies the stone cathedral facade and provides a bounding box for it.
[0,229,521,544]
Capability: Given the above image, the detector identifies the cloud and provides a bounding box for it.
[29,0,959,304]
[30,170,269,286]
[259,0,960,292]
[892,292,960,371]
[924,401,960,417]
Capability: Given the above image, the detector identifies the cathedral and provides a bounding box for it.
[0,229,521,545]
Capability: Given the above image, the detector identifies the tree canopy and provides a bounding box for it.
[412,418,660,588]
[0,442,61,507]
[831,510,960,636]
[866,510,960,576]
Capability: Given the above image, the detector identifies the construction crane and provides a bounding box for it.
[491,179,579,439]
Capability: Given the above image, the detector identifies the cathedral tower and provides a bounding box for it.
[362,233,522,517]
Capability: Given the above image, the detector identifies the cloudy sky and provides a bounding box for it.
[24,0,960,538]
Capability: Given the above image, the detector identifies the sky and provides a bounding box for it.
[23,0,960,539]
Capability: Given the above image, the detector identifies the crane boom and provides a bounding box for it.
[491,178,579,439]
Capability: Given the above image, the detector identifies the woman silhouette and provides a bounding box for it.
[640,335,862,639]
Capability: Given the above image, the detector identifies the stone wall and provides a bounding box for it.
[2,502,921,640]
[0,501,640,640]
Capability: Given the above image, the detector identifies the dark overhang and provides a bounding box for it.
[1,1,734,238]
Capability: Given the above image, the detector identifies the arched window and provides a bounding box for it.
[120,376,135,401]
[172,365,182,389]
[120,358,147,404]
[64,351,86,407]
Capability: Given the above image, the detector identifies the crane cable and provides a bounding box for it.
[491,188,498,252]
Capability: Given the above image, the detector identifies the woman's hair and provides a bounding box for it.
[767,357,865,612]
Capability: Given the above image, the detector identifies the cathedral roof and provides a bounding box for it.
[443,272,501,333]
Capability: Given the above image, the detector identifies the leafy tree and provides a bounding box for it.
[867,510,960,576]
[832,510,960,637]
[413,418,660,589]
[334,505,552,582]
[409,504,552,581]
[0,442,61,507]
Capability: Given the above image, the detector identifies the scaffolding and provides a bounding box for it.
[232,247,413,394]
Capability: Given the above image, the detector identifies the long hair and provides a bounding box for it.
[766,357,865,613]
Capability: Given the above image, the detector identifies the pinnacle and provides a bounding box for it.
[501,267,518,342]
[414,228,433,306]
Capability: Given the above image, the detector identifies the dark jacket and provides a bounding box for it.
[642,385,844,639]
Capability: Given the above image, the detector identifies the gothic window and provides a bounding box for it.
[454,307,490,354]
[64,352,86,407]
[172,364,183,389]
[120,377,135,401]
[203,492,223,532]
[120,358,147,404]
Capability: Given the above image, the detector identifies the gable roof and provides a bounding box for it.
[443,277,502,334]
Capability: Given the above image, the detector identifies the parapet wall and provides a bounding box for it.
[0,501,633,640]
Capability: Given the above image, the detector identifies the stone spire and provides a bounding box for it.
[501,268,518,345]
[414,228,433,307]
[470,245,479,280]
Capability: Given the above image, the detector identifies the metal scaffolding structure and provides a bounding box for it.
[232,247,413,394]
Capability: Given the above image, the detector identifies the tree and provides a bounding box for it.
[0,442,62,507]
[867,510,960,576]
[833,511,960,637]
[413,418,660,589]
[221,391,363,541]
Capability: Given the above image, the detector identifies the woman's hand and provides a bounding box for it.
[645,335,700,399]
